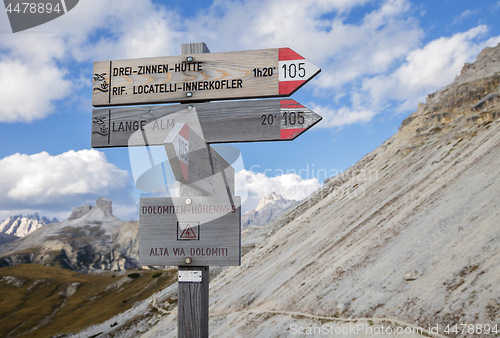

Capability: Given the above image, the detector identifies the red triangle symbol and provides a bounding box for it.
[180,224,197,239]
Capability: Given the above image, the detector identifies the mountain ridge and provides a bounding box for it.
[0,213,58,238]
[117,43,500,338]
[241,192,296,228]
[4,44,500,338]
[0,198,139,273]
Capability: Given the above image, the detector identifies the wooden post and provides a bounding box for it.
[178,42,211,338]
[178,266,209,338]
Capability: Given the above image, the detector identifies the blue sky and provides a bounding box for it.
[1,0,500,221]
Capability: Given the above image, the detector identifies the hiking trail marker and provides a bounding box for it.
[91,42,321,338]
[92,48,320,107]
[139,196,241,266]
[91,99,322,147]
[178,222,199,240]
[163,122,235,197]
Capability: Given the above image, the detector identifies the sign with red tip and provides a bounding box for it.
[92,48,320,107]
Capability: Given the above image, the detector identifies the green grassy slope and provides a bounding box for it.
[0,264,176,337]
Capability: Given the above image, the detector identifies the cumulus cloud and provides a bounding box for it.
[0,60,72,122]
[361,25,500,113]
[236,169,321,213]
[0,0,184,123]
[311,104,377,128]
[2,0,500,127]
[0,149,131,212]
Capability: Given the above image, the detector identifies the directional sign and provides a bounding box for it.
[91,99,322,148]
[164,123,235,197]
[92,48,320,107]
[140,196,241,266]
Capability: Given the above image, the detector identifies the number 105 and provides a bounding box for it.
[282,111,305,125]
[281,62,306,79]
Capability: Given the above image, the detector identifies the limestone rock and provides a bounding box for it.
[405,270,422,281]
[68,204,93,220]
[242,193,296,228]
[96,197,113,215]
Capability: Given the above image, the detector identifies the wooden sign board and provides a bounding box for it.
[91,99,322,148]
[164,123,234,196]
[139,196,241,266]
[92,48,320,107]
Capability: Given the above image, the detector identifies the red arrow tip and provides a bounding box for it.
[279,80,306,95]
[280,100,305,109]
[279,48,305,61]
[280,128,306,139]
[179,124,189,140]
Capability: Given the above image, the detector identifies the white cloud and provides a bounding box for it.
[61,0,183,61]
[0,60,72,122]
[361,25,499,113]
[1,0,500,127]
[0,149,131,211]
[236,169,321,213]
[311,104,377,128]
[311,0,422,91]
[452,9,478,25]
[0,0,184,123]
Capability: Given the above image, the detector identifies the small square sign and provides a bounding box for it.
[177,222,199,240]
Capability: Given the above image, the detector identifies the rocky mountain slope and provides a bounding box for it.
[34,44,500,338]
[0,233,19,246]
[198,43,500,338]
[0,264,177,338]
[71,43,500,338]
[241,192,296,228]
[0,198,139,273]
[0,213,58,238]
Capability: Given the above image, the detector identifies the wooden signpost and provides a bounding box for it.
[92,48,320,107]
[139,196,241,266]
[91,99,322,147]
[91,42,321,338]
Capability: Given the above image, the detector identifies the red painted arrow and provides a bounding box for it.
[92,47,321,107]
[278,48,321,95]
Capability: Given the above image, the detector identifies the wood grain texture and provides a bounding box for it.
[182,43,211,55]
[177,42,211,338]
[92,48,279,106]
[178,266,209,338]
[91,99,322,147]
[139,196,241,266]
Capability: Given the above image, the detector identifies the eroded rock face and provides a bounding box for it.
[242,193,296,228]
[67,197,113,221]
[1,214,57,238]
[399,44,500,144]
[199,43,500,338]
[96,197,113,215]
[68,204,93,221]
[0,198,138,273]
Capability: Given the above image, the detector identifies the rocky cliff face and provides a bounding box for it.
[0,213,58,237]
[110,44,500,338]
[241,192,296,228]
[0,198,139,273]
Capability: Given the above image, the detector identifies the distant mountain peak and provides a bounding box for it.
[255,192,285,211]
[243,193,296,228]
[0,197,138,273]
[68,197,113,220]
[0,214,58,238]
